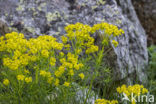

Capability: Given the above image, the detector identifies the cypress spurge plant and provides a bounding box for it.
[0,22,124,104]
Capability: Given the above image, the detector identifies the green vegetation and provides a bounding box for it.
[148,45,156,97]
[0,22,151,104]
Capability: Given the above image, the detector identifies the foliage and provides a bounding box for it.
[148,45,156,97]
[2,22,149,104]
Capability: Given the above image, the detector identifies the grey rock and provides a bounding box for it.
[0,0,148,84]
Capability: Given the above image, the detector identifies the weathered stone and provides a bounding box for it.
[0,0,148,84]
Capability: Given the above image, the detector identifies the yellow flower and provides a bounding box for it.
[3,79,9,86]
[116,87,122,94]
[78,73,84,80]
[112,40,119,47]
[24,69,30,74]
[111,100,118,104]
[85,45,99,54]
[41,49,49,58]
[17,74,25,81]
[117,84,149,102]
[49,57,56,66]
[19,33,24,38]
[74,64,80,70]
[55,66,65,77]
[30,55,37,62]
[46,72,51,78]
[47,77,54,84]
[142,88,148,94]
[132,100,136,104]
[25,77,32,83]
[59,52,64,57]
[60,58,66,63]
[64,44,71,50]
[54,78,59,86]
[95,99,118,104]
[76,48,82,54]
[3,58,11,67]
[79,63,84,68]
[63,82,70,87]
[40,70,47,77]
[61,36,68,43]
[13,50,21,58]
[69,69,74,76]
[40,70,51,77]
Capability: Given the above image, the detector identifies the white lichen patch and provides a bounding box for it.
[20,0,23,4]
[115,19,122,25]
[46,11,60,22]
[37,2,47,11]
[26,26,35,33]
[97,0,106,5]
[91,6,98,10]
[16,5,25,12]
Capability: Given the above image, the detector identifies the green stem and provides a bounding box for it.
[35,68,39,84]
[84,74,96,104]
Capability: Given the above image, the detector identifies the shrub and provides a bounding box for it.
[0,22,125,104]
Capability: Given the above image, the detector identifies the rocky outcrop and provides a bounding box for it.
[132,0,156,46]
[0,0,148,84]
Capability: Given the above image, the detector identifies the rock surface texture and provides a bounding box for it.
[0,0,148,84]
[132,0,156,46]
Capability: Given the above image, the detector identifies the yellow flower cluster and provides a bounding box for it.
[117,84,148,97]
[54,78,59,86]
[54,53,84,78]
[0,22,124,89]
[65,23,98,54]
[3,79,10,86]
[111,40,119,47]
[55,66,65,77]
[86,45,99,54]
[78,73,85,80]
[16,74,32,83]
[40,70,51,78]
[25,77,32,83]
[95,99,118,104]
[64,22,124,55]
[63,81,70,87]
[49,57,56,66]
[41,49,49,58]
[17,74,25,81]
[61,36,68,44]
[92,23,124,36]
[1,32,64,71]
